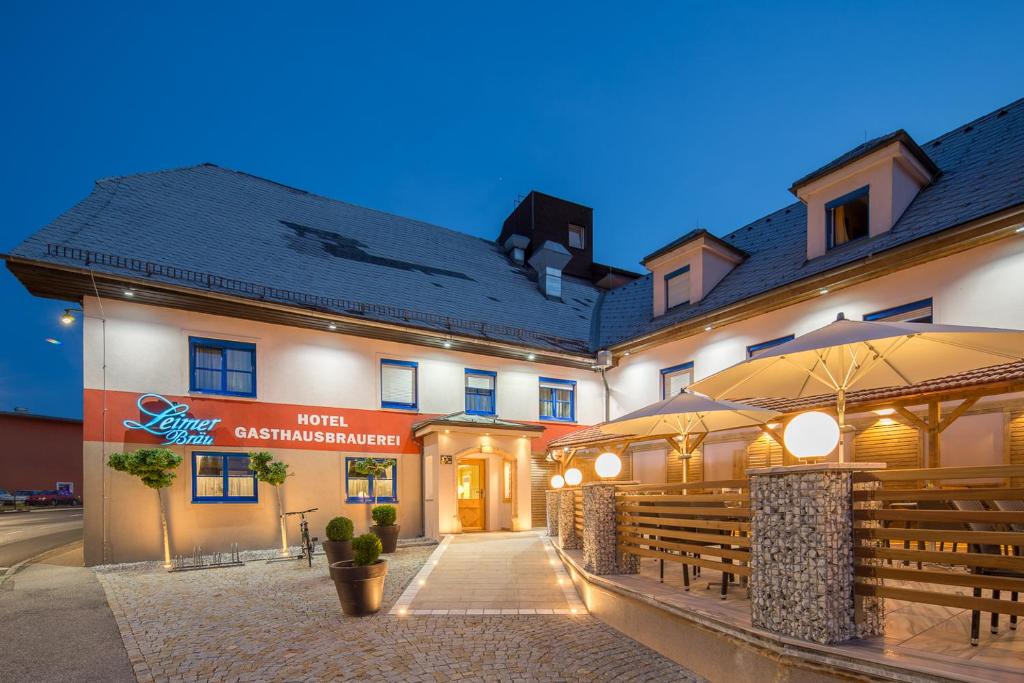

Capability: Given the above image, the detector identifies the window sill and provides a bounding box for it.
[191,499,259,505]
[188,390,258,400]
[539,416,576,424]
[380,404,418,412]
[345,499,398,505]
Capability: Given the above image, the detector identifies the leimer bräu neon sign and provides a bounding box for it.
[123,394,221,445]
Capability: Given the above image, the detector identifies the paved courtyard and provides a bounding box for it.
[97,533,699,682]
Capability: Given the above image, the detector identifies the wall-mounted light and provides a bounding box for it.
[60,308,81,325]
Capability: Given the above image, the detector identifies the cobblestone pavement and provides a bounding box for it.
[97,540,699,682]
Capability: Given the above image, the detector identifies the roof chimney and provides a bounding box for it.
[528,240,571,300]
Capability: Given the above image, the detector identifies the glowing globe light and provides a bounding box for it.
[784,411,840,458]
[550,474,565,489]
[564,467,583,486]
[594,452,622,478]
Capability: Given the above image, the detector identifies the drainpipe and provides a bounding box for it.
[600,367,610,423]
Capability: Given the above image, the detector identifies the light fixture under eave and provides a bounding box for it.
[704,325,713,332]
[819,288,829,295]
[873,408,895,416]
[443,340,452,348]
[60,309,76,325]
[123,288,135,297]
[527,353,536,361]
[328,322,337,330]
[1015,224,1024,233]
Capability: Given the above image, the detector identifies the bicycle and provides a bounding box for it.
[283,507,320,567]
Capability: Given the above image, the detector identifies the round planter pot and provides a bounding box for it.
[370,524,400,553]
[329,560,388,616]
[322,539,353,565]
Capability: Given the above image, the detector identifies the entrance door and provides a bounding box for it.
[457,459,486,531]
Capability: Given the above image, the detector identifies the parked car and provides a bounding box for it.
[25,490,80,506]
[0,489,16,505]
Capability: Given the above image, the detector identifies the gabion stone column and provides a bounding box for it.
[748,463,886,645]
[582,481,639,575]
[545,490,560,537]
[558,489,582,550]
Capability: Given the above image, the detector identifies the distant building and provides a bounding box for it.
[0,411,83,497]
[4,97,1024,565]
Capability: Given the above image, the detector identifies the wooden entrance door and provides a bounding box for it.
[457,459,486,531]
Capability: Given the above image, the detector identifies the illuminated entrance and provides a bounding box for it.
[457,459,486,530]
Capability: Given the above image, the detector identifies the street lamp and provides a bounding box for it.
[784,411,840,458]
[564,467,583,486]
[594,452,622,478]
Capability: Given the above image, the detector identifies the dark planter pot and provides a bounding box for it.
[371,524,400,553]
[329,560,388,616]
[322,539,353,565]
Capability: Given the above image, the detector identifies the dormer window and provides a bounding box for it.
[665,265,691,309]
[826,186,869,249]
[568,224,585,249]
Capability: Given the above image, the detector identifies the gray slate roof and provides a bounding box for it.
[8,165,603,353]
[595,97,1024,348]
[8,98,1024,355]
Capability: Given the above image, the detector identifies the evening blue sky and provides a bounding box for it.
[2,2,1023,418]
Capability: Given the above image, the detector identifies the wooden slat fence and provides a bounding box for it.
[615,479,751,591]
[852,464,1024,623]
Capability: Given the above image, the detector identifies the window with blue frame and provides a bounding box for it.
[664,265,691,310]
[380,359,418,410]
[826,186,869,249]
[539,378,576,422]
[747,334,795,359]
[192,452,257,503]
[864,298,933,323]
[660,362,694,399]
[465,369,496,415]
[345,457,397,503]
[189,337,256,397]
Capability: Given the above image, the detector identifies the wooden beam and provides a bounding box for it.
[938,396,979,433]
[927,400,941,469]
[892,405,929,432]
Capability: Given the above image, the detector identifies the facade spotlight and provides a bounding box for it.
[60,309,76,325]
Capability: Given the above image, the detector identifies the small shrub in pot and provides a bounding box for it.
[329,533,387,616]
[370,504,400,553]
[322,516,354,565]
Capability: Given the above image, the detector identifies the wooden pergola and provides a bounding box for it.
[547,361,1024,471]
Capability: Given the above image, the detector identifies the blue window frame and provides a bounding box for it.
[192,452,257,503]
[747,334,795,359]
[660,362,694,399]
[345,457,397,504]
[189,337,256,397]
[664,265,691,311]
[539,377,576,422]
[465,369,496,415]
[380,359,418,410]
[826,186,870,249]
[864,298,933,323]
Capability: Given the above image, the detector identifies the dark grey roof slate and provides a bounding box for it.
[595,97,1024,348]
[8,164,602,353]
[788,129,940,194]
[8,98,1024,356]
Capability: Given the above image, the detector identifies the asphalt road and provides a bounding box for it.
[0,508,83,570]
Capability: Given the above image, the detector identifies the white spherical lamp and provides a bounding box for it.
[594,452,622,479]
[564,467,583,486]
[550,474,565,489]
[784,411,840,458]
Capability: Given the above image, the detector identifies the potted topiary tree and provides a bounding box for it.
[106,447,182,568]
[329,532,387,616]
[248,451,290,557]
[323,516,354,564]
[370,504,399,553]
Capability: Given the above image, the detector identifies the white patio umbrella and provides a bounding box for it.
[600,391,781,480]
[691,314,1024,460]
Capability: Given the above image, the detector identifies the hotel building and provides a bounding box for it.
[5,97,1024,565]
